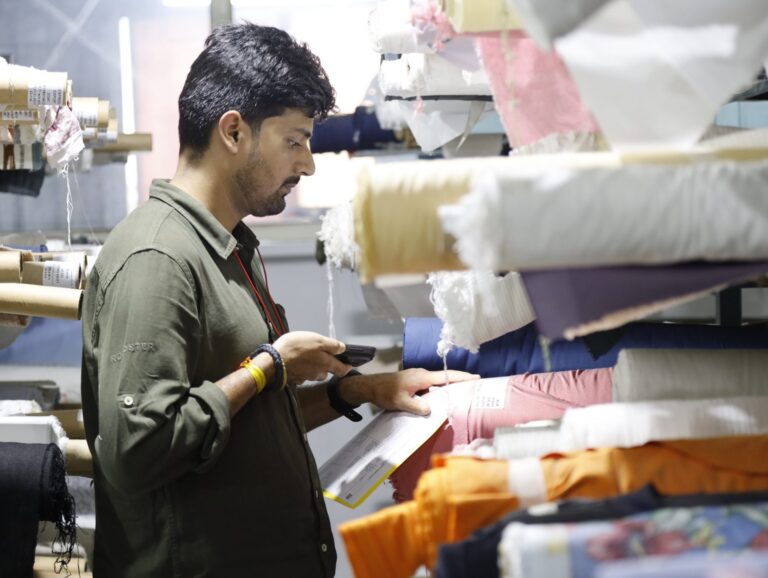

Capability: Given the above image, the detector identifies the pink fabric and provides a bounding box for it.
[389,368,613,502]
[475,31,598,147]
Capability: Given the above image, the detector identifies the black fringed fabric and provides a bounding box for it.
[0,442,76,578]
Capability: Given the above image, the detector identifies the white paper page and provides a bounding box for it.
[319,387,452,508]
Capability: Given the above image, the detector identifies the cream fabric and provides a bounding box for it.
[379,53,491,98]
[613,349,768,402]
[441,159,768,271]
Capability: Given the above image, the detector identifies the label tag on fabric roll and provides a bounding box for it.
[319,387,451,508]
[42,261,80,289]
[472,379,507,410]
[2,109,37,122]
[27,71,67,106]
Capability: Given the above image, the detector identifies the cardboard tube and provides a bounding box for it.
[0,68,30,106]
[72,97,100,128]
[1,107,40,125]
[0,313,30,328]
[94,132,153,152]
[98,99,110,128]
[0,251,24,282]
[0,283,82,320]
[22,261,82,289]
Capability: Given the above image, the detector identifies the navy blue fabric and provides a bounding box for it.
[402,318,768,377]
[310,106,400,153]
[0,317,82,366]
[434,487,768,578]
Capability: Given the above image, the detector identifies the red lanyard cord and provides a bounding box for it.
[233,250,286,337]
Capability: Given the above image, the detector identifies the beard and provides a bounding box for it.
[234,150,298,217]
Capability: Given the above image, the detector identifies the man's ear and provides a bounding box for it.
[217,110,244,154]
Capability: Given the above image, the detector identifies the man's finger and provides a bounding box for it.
[398,394,431,416]
[426,370,480,385]
[327,358,353,377]
[318,336,346,354]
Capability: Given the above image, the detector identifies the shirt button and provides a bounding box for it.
[123,395,134,407]
[321,543,328,553]
[315,489,320,499]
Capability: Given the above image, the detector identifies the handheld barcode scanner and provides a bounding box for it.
[335,344,377,367]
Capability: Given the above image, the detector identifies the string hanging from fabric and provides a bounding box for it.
[326,259,336,340]
[61,163,74,250]
[71,164,102,246]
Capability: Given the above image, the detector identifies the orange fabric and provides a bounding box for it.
[340,435,768,578]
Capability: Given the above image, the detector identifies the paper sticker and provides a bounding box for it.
[27,71,67,107]
[472,378,507,410]
[42,261,80,289]
[2,109,37,122]
[319,387,450,508]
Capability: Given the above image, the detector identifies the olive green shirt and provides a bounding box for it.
[81,180,336,578]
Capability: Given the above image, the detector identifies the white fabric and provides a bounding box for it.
[511,130,602,155]
[613,349,768,402]
[499,523,571,578]
[0,400,43,416]
[318,202,359,270]
[506,457,548,507]
[506,0,611,46]
[368,0,438,54]
[494,421,562,460]
[395,99,496,152]
[560,396,768,451]
[428,270,535,354]
[379,53,491,98]
[553,0,768,150]
[440,159,768,271]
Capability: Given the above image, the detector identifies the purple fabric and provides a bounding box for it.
[521,261,768,340]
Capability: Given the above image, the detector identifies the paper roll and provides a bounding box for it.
[0,283,82,320]
[93,132,153,152]
[98,100,110,128]
[22,261,82,289]
[0,250,33,283]
[72,97,100,128]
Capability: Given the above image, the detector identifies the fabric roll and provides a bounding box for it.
[0,167,46,198]
[0,283,82,320]
[475,30,598,148]
[613,349,768,402]
[0,443,76,577]
[553,1,768,150]
[368,0,438,53]
[0,400,42,416]
[428,270,535,354]
[436,486,768,578]
[354,154,616,281]
[390,369,613,501]
[521,262,768,340]
[560,396,768,451]
[440,160,768,272]
[442,0,520,32]
[379,53,491,98]
[309,107,401,154]
[507,0,612,47]
[0,313,30,328]
[499,503,768,578]
[341,436,768,578]
[0,381,59,410]
[595,551,768,578]
[402,318,768,377]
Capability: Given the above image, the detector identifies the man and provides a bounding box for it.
[81,23,475,578]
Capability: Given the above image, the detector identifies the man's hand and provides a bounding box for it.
[340,368,479,416]
[273,331,351,385]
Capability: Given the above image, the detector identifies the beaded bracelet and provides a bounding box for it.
[249,343,286,391]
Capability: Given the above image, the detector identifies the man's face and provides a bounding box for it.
[233,108,315,217]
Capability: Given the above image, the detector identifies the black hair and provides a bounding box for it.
[177,23,336,159]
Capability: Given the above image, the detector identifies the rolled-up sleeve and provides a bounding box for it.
[92,249,230,495]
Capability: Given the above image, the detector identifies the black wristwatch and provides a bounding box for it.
[327,370,363,422]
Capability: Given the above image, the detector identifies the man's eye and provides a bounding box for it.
[288,140,300,148]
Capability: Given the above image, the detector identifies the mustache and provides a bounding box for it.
[282,176,301,187]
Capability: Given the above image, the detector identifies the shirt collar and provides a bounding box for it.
[149,179,259,258]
